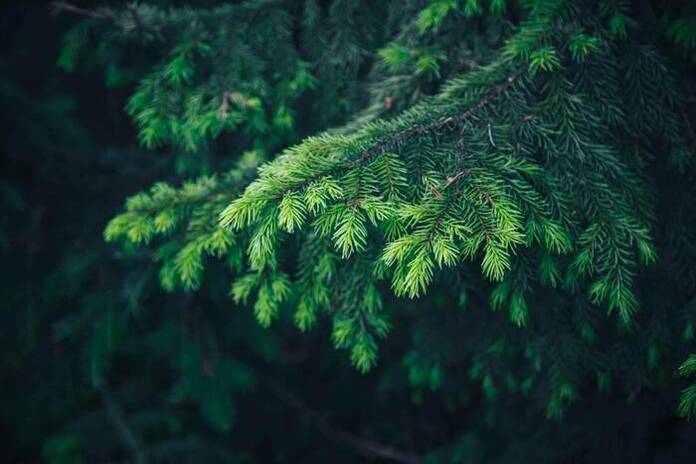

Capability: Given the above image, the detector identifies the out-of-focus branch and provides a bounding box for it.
[51,2,112,20]
[264,379,421,464]
[99,385,148,464]
[50,1,160,37]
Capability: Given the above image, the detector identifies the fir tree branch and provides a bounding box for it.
[348,73,519,169]
[262,71,520,202]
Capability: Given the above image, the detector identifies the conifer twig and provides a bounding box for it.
[349,74,519,168]
[272,72,520,200]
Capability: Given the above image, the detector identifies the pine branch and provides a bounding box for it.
[255,70,520,205]
[348,73,519,169]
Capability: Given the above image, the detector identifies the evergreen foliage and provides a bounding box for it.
[103,0,694,378]
[3,0,696,462]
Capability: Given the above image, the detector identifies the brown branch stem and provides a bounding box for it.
[348,74,519,169]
